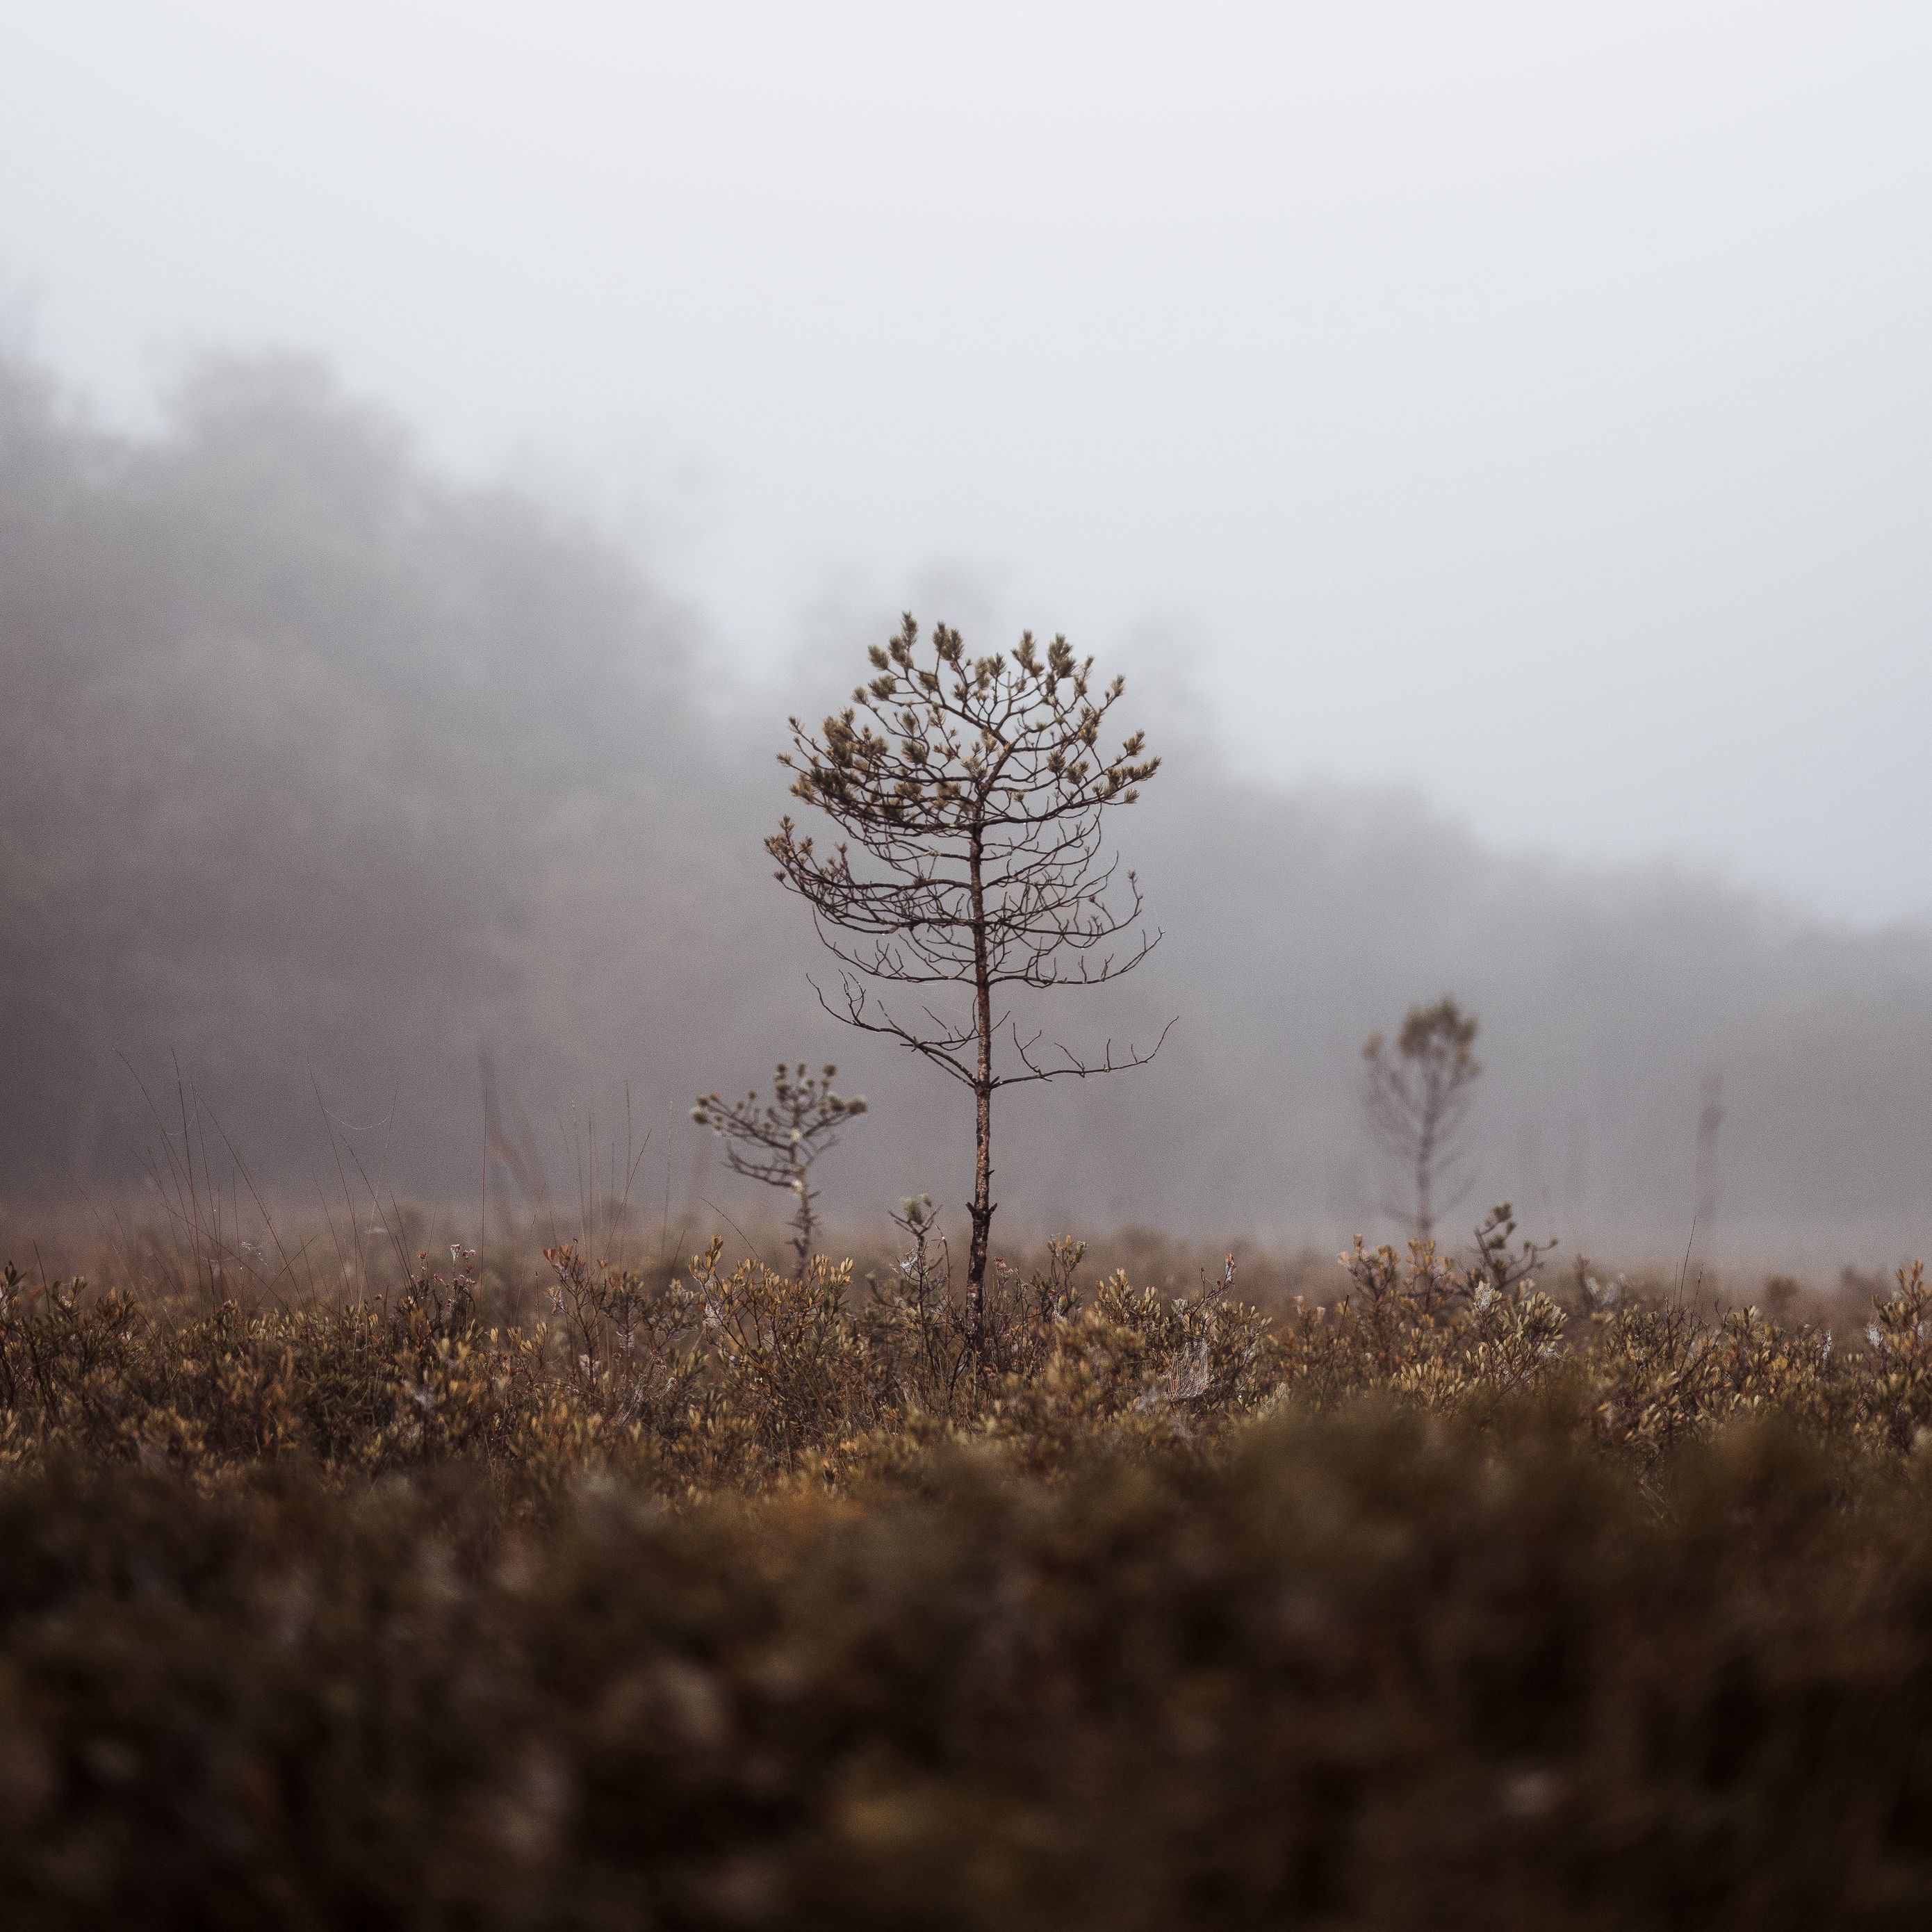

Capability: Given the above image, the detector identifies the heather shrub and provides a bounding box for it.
[6,1227,1932,1922]
[7,1229,1932,1493]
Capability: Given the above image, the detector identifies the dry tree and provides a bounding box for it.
[692,1063,867,1277]
[1361,997,1482,1241]
[767,613,1165,1355]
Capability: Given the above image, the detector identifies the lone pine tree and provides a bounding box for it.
[768,614,1165,1355]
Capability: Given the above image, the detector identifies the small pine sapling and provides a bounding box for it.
[693,1063,867,1277]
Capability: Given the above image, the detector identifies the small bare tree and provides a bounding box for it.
[768,613,1165,1352]
[1362,997,1482,1241]
[692,1063,867,1277]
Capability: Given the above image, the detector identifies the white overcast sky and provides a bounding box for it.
[6,3,1931,925]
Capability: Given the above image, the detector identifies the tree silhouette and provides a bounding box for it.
[1361,997,1482,1241]
[768,614,1165,1354]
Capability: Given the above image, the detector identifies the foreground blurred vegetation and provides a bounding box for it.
[6,1218,1932,1924]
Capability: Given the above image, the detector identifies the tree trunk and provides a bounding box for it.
[1415,1069,1439,1241]
[965,820,994,1364]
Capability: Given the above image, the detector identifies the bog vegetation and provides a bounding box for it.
[4,1208,1932,1924]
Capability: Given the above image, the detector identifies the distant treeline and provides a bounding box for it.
[4,347,1931,1261]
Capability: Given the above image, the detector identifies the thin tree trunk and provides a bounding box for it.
[1414,1067,1443,1241]
[791,1182,815,1281]
[965,820,994,1363]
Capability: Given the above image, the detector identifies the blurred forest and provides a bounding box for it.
[4,348,1931,1267]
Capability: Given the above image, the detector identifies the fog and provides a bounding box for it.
[3,9,1931,1268]
[8,6,1932,926]
[5,349,1930,1270]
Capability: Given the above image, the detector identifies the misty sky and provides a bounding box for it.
[6,3,1930,926]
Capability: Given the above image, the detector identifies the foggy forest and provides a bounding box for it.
[6,345,1929,1272]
